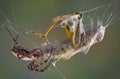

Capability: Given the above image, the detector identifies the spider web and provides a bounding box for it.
[80,0,120,31]
[0,0,120,79]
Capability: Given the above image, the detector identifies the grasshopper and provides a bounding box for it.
[6,12,107,72]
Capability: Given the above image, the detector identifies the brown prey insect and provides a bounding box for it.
[6,12,107,72]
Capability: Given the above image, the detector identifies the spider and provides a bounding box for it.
[5,12,107,72]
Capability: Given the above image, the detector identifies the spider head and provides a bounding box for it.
[11,46,35,61]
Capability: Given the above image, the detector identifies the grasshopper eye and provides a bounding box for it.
[67,21,73,27]
[73,17,78,22]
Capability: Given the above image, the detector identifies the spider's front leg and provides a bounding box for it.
[27,52,52,72]
[37,59,53,72]
[36,54,52,72]
[28,59,52,72]
[28,59,39,71]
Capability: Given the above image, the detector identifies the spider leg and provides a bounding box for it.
[5,26,19,45]
[28,52,52,72]
[37,59,53,72]
[40,52,52,65]
[28,59,39,71]
[28,58,52,72]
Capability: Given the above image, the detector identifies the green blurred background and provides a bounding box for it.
[0,0,120,79]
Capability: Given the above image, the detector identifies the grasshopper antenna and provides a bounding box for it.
[5,27,19,44]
